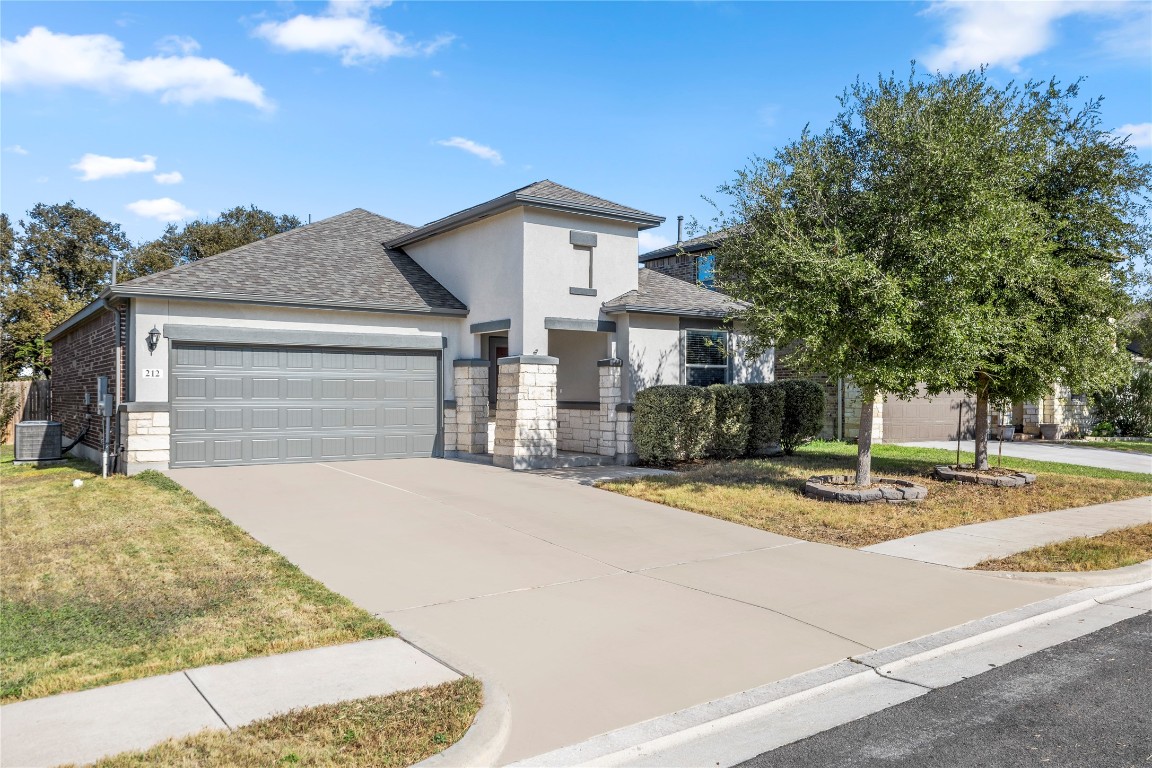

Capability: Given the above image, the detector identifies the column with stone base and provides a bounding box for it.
[597,358,622,458]
[493,355,557,470]
[451,359,490,454]
[122,406,170,474]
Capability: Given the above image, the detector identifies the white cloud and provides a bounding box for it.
[4,144,29,155]
[1,26,271,110]
[1115,123,1152,148]
[71,153,156,181]
[638,231,674,254]
[127,197,196,221]
[922,1,1125,72]
[436,136,503,165]
[254,1,454,66]
[153,170,184,185]
[156,35,201,55]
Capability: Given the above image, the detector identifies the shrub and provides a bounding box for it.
[778,379,826,454]
[634,385,715,464]
[742,383,784,456]
[1092,368,1152,437]
[707,384,751,458]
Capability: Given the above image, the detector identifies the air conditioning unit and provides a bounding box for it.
[14,420,63,465]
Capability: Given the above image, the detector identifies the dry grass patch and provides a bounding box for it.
[0,451,391,702]
[599,442,1152,548]
[974,524,1152,572]
[85,678,482,768]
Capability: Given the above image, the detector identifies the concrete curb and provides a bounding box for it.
[973,558,1152,587]
[511,580,1151,767]
[416,679,512,768]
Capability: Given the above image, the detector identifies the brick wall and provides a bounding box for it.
[643,254,698,283]
[49,304,125,455]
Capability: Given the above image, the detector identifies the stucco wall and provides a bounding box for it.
[131,298,465,403]
[549,329,607,402]
[730,327,774,385]
[521,209,640,355]
[403,208,525,355]
[617,313,681,399]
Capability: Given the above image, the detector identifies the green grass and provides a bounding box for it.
[0,446,393,702]
[85,678,483,768]
[1055,439,1152,455]
[974,523,1152,572]
[600,441,1152,548]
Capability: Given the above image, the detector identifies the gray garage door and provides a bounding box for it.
[884,388,975,442]
[170,343,439,468]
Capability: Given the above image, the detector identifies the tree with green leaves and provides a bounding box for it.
[122,205,301,278]
[2,203,125,378]
[964,82,1150,469]
[714,68,1060,486]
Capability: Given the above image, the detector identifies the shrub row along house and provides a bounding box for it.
[641,231,1103,442]
[46,181,773,474]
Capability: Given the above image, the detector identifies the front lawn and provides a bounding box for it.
[1056,439,1152,455]
[599,442,1152,548]
[974,524,1152,572]
[0,448,392,702]
[89,678,483,768]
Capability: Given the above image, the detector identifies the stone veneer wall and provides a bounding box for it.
[493,356,558,469]
[597,359,623,459]
[122,409,170,474]
[557,406,599,453]
[449,360,489,454]
[1021,384,1092,438]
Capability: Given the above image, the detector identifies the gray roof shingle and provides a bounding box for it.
[602,269,745,318]
[638,227,735,262]
[386,180,664,247]
[115,209,467,314]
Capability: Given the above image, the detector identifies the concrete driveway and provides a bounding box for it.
[169,459,1068,764]
[900,440,1152,474]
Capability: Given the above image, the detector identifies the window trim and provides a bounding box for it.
[682,327,731,386]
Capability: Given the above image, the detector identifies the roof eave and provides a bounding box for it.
[387,194,665,248]
[44,291,115,342]
[600,303,742,318]
[638,241,718,262]
[108,286,469,317]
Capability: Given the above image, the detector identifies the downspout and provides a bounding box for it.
[103,297,124,473]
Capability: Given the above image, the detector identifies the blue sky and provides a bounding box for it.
[2,1,1150,252]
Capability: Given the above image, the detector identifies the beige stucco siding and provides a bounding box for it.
[131,298,465,403]
[549,329,609,401]
[403,208,525,355]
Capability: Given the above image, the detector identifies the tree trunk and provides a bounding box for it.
[856,384,876,486]
[974,372,990,471]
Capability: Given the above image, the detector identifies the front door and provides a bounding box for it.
[487,335,508,406]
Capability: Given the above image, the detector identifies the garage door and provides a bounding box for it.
[884,387,975,442]
[170,344,439,467]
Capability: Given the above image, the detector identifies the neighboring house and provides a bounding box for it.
[46,181,773,474]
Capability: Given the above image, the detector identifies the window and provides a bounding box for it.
[684,328,729,386]
[696,253,716,289]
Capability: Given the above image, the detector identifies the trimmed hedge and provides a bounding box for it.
[634,385,715,465]
[778,379,826,455]
[708,384,751,458]
[742,383,785,456]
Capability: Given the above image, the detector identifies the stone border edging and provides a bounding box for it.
[415,679,511,768]
[974,558,1152,588]
[933,465,1037,487]
[804,475,927,503]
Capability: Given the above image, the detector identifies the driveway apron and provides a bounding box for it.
[169,459,1068,764]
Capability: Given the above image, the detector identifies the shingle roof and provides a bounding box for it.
[113,209,467,314]
[602,268,745,318]
[386,179,664,247]
[638,227,734,262]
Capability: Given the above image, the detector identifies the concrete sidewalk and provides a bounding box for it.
[900,440,1152,474]
[862,496,1152,568]
[0,638,459,768]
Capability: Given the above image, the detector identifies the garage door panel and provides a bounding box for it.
[884,388,975,442]
[170,343,440,467]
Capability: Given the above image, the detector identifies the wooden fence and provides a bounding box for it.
[1,380,50,443]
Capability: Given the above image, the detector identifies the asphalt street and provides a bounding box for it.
[739,613,1151,768]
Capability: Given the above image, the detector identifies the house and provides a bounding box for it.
[46,181,774,474]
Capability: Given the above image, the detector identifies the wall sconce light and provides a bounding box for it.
[146,326,161,354]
